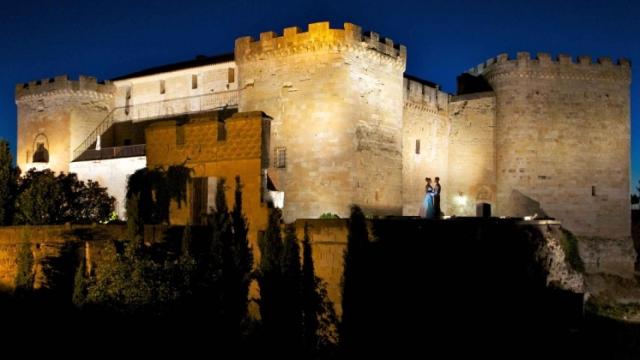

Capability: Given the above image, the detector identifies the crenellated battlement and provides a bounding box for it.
[234,21,406,69]
[16,75,116,102]
[466,52,631,83]
[403,77,449,114]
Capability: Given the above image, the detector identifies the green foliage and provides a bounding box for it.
[302,223,339,355]
[0,139,18,225]
[223,176,254,337]
[560,228,585,272]
[15,169,64,224]
[84,240,187,316]
[282,224,303,352]
[14,240,34,296]
[257,208,285,347]
[125,165,191,225]
[126,193,144,250]
[319,212,340,219]
[72,256,88,307]
[15,169,115,225]
[340,205,369,352]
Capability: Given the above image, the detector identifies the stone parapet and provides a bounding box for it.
[234,21,406,70]
[466,52,631,84]
[15,75,116,103]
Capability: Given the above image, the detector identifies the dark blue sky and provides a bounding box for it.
[1,0,638,189]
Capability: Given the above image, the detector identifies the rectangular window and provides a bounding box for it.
[592,186,596,196]
[415,139,421,154]
[125,86,131,115]
[275,147,286,168]
[192,74,198,89]
[228,68,235,83]
[160,80,166,94]
[217,121,227,141]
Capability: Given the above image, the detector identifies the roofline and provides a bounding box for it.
[111,53,235,81]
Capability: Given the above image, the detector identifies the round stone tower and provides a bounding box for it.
[15,75,116,174]
[473,52,631,239]
[235,22,407,221]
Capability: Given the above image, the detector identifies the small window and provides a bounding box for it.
[275,147,286,168]
[415,139,421,154]
[160,80,166,94]
[176,126,185,146]
[228,68,235,83]
[592,186,596,196]
[125,87,131,100]
[123,139,132,146]
[217,121,227,141]
[192,74,198,89]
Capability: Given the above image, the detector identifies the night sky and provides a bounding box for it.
[1,0,638,189]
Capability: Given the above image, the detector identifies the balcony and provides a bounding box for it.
[74,144,146,162]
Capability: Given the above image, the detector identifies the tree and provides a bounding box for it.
[340,205,369,353]
[15,169,114,225]
[302,223,320,354]
[224,176,253,339]
[281,224,303,354]
[258,208,285,349]
[72,255,88,307]
[0,139,18,225]
[302,222,339,357]
[15,169,64,225]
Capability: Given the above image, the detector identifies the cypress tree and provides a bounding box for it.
[340,205,369,353]
[282,224,303,355]
[126,193,144,253]
[0,139,17,225]
[301,222,320,355]
[225,176,253,338]
[257,208,284,348]
[72,256,88,307]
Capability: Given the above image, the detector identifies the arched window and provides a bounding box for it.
[32,133,49,163]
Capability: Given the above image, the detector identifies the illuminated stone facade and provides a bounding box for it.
[15,22,632,246]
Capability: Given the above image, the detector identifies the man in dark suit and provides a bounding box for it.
[434,177,442,218]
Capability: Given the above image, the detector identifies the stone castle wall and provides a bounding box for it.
[145,111,271,250]
[470,52,631,239]
[112,61,238,117]
[235,22,406,222]
[402,78,450,216]
[447,92,497,216]
[15,76,115,173]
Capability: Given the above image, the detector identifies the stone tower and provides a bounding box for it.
[15,76,115,173]
[235,22,406,221]
[471,52,631,239]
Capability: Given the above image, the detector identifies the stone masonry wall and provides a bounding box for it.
[145,111,270,251]
[447,92,497,216]
[235,22,406,222]
[402,78,450,216]
[15,75,115,173]
[472,52,631,240]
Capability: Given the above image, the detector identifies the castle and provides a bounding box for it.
[15,22,632,266]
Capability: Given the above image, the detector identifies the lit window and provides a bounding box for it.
[275,147,286,168]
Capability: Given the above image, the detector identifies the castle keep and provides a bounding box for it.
[15,22,632,250]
